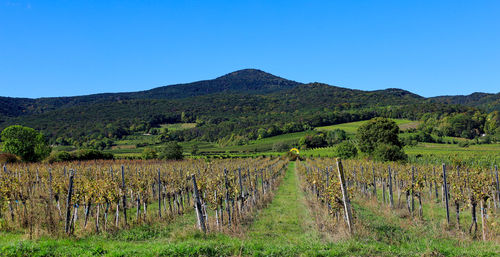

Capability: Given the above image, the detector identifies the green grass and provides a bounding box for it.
[350,199,498,256]
[160,123,197,131]
[246,162,322,246]
[300,146,338,157]
[404,143,500,165]
[316,119,417,134]
[405,142,500,154]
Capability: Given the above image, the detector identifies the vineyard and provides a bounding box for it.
[0,157,288,237]
[0,157,499,256]
[297,158,500,241]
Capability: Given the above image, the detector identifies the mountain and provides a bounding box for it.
[0,69,301,119]
[429,92,500,112]
[0,69,496,142]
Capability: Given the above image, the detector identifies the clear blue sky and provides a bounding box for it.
[1,0,499,98]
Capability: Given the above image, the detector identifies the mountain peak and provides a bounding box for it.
[215,69,288,82]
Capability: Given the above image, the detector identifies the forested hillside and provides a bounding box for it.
[430,92,500,112]
[0,69,497,144]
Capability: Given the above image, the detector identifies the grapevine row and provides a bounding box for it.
[0,157,288,237]
[297,158,499,240]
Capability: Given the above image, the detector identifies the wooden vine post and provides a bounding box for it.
[388,166,394,209]
[158,168,162,218]
[65,170,74,234]
[121,166,127,226]
[372,166,377,199]
[480,198,487,241]
[456,166,462,228]
[442,164,450,225]
[47,168,55,232]
[495,165,499,211]
[224,168,232,227]
[261,169,265,195]
[238,168,244,211]
[336,159,354,235]
[411,166,415,214]
[191,174,206,233]
[433,167,439,200]
[326,167,331,211]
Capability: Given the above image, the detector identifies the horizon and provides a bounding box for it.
[1,68,499,100]
[1,1,500,98]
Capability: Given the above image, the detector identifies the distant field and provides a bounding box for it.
[106,119,421,158]
[316,119,418,134]
[206,119,420,154]
[405,143,500,164]
[199,131,308,154]
[298,143,500,165]
[300,146,337,157]
[107,119,497,161]
[405,142,500,155]
[160,123,197,131]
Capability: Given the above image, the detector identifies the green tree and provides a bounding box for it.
[141,148,158,160]
[191,144,199,155]
[326,129,347,146]
[373,143,407,162]
[357,118,402,153]
[159,142,183,160]
[272,141,290,152]
[1,125,51,162]
[299,132,327,149]
[357,118,406,161]
[335,141,358,159]
[485,111,500,137]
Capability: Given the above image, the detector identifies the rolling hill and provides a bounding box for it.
[429,92,500,112]
[0,69,497,142]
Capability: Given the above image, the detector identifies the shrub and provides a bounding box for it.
[159,142,183,160]
[285,151,299,161]
[54,151,73,161]
[272,142,290,152]
[373,143,407,162]
[191,144,199,155]
[458,141,470,148]
[299,133,327,149]
[141,148,158,160]
[335,141,358,159]
[46,152,70,163]
[0,153,20,163]
[326,129,347,146]
[45,149,113,163]
[415,131,434,143]
[75,149,113,160]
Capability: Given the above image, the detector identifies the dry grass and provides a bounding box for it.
[354,194,500,245]
[296,170,351,242]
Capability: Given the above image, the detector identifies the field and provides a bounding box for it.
[106,119,418,158]
[0,160,498,256]
[316,119,419,134]
[103,119,500,167]
[301,143,500,163]
[160,123,197,131]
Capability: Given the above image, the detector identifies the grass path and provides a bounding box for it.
[246,161,321,245]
